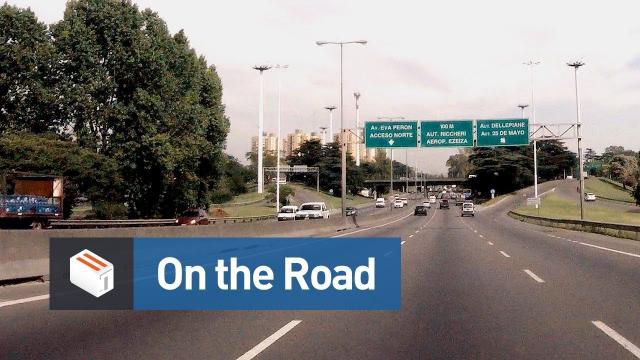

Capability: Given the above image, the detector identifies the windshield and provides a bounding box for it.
[301,204,321,211]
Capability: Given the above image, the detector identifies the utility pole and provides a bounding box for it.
[316,40,367,218]
[319,126,328,145]
[324,106,336,142]
[568,61,586,220]
[275,64,288,213]
[524,60,540,202]
[354,92,361,166]
[377,116,405,202]
[253,65,271,194]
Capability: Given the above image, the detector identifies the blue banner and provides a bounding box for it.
[133,237,401,310]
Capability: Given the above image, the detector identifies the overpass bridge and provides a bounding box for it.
[364,178,467,191]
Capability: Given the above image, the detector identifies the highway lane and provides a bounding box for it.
[253,205,640,359]
[2,198,640,359]
[0,204,428,360]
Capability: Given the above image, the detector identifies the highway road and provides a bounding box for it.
[1,190,639,359]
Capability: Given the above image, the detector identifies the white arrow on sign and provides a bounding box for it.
[388,139,395,146]
[500,137,506,144]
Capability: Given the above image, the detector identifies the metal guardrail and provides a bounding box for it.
[50,219,178,229]
[508,211,640,241]
[209,215,275,224]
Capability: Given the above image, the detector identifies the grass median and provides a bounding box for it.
[584,177,635,203]
[514,193,640,226]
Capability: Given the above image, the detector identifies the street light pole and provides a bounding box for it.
[405,149,409,193]
[319,126,328,145]
[253,65,271,194]
[324,106,336,141]
[568,61,586,220]
[524,60,540,201]
[317,40,367,218]
[377,116,405,201]
[354,92,361,166]
[275,64,288,213]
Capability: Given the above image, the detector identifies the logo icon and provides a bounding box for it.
[69,249,114,297]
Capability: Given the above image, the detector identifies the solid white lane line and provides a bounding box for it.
[236,320,302,360]
[332,213,413,238]
[401,241,406,245]
[487,241,494,245]
[579,243,640,258]
[523,269,545,283]
[592,321,640,359]
[0,294,49,308]
[499,251,511,258]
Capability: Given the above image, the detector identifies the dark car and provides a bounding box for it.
[345,207,358,216]
[439,199,450,209]
[177,209,210,226]
[414,205,428,216]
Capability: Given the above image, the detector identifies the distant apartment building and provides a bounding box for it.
[250,128,376,162]
[334,129,376,163]
[250,132,278,155]
[283,129,321,157]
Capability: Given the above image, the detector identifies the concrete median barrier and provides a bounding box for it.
[508,211,640,241]
[0,205,416,281]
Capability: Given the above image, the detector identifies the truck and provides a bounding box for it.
[0,172,64,229]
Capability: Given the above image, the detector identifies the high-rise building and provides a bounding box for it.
[334,129,376,163]
[250,132,278,155]
[283,129,321,157]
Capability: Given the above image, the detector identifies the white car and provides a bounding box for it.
[375,198,386,208]
[295,202,330,220]
[277,205,298,221]
[422,201,431,209]
[393,199,404,208]
[461,202,475,217]
[400,197,408,206]
[429,195,437,203]
[584,193,597,201]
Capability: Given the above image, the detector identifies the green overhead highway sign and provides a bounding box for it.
[421,120,473,148]
[476,118,529,146]
[365,121,418,148]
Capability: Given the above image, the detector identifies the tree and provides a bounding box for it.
[0,132,122,218]
[446,149,471,178]
[609,155,638,189]
[49,0,229,217]
[0,5,62,134]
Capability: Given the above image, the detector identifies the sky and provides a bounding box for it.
[8,0,640,174]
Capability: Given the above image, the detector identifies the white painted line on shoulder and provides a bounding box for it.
[0,294,49,308]
[499,251,511,258]
[401,241,406,245]
[592,321,640,359]
[237,320,302,360]
[579,242,640,259]
[487,241,494,245]
[523,269,545,283]
[332,213,413,238]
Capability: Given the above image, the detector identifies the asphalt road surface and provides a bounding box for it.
[2,189,639,359]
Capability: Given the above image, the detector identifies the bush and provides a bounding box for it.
[266,184,295,206]
[93,201,128,220]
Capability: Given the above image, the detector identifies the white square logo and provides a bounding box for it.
[69,249,114,298]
